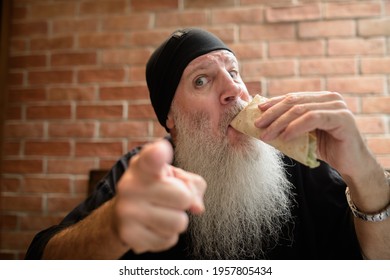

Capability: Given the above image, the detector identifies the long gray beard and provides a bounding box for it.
[172,103,293,259]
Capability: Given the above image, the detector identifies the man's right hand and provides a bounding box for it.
[113,139,206,254]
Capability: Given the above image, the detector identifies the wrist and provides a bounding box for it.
[345,170,390,221]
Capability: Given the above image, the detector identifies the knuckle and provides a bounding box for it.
[333,100,348,109]
[284,93,299,104]
[173,212,189,233]
[327,91,344,101]
[193,174,207,188]
[177,188,193,209]
[291,104,306,115]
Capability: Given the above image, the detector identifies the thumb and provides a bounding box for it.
[132,139,174,180]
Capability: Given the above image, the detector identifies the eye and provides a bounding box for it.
[229,70,239,79]
[194,76,209,88]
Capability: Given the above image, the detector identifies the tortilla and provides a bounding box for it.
[230,94,320,168]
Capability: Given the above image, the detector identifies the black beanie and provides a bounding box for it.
[146,28,233,131]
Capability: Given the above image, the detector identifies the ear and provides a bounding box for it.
[166,111,175,130]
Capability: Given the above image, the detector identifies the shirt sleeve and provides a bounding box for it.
[24,148,140,259]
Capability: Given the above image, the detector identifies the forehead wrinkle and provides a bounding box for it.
[184,51,237,78]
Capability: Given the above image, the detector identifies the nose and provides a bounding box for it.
[219,72,242,105]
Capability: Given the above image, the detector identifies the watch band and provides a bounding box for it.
[345,171,390,222]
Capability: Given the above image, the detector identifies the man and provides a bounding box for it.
[26,28,390,260]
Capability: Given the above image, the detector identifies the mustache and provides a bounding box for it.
[221,98,249,129]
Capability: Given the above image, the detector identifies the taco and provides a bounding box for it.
[230,94,320,168]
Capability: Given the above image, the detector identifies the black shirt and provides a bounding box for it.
[25,141,362,260]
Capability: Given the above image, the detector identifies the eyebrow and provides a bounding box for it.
[185,54,238,78]
[185,60,214,78]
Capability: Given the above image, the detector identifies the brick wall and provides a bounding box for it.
[1,0,390,259]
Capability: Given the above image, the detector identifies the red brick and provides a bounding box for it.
[242,60,295,78]
[74,179,89,195]
[10,38,27,52]
[129,66,147,82]
[156,10,208,27]
[78,69,125,83]
[75,142,123,157]
[243,80,262,96]
[102,14,151,30]
[183,0,234,9]
[212,7,264,25]
[377,155,390,170]
[367,138,390,154]
[25,141,71,156]
[241,0,292,5]
[48,86,96,101]
[11,21,48,37]
[240,24,295,41]
[4,123,44,138]
[51,52,97,67]
[152,122,168,138]
[76,104,123,119]
[2,215,18,230]
[52,19,98,34]
[299,20,355,38]
[128,104,156,119]
[20,215,63,230]
[12,6,27,20]
[8,88,46,103]
[99,159,119,170]
[328,38,385,56]
[1,178,21,193]
[9,55,47,68]
[5,106,22,120]
[46,196,86,213]
[300,58,356,76]
[100,86,149,100]
[362,97,390,113]
[80,0,127,15]
[28,70,73,85]
[361,58,390,74]
[100,121,149,137]
[78,33,126,48]
[47,159,96,174]
[23,177,71,194]
[229,42,263,60]
[207,27,236,44]
[1,195,42,212]
[327,77,385,95]
[266,3,321,22]
[269,40,324,57]
[8,72,24,86]
[325,2,381,19]
[26,105,71,120]
[2,159,43,174]
[48,122,96,138]
[267,78,322,96]
[1,232,36,250]
[343,96,360,113]
[3,141,21,156]
[131,0,178,10]
[130,30,173,46]
[101,49,151,65]
[355,116,386,134]
[359,19,390,37]
[30,36,74,50]
[29,2,76,18]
